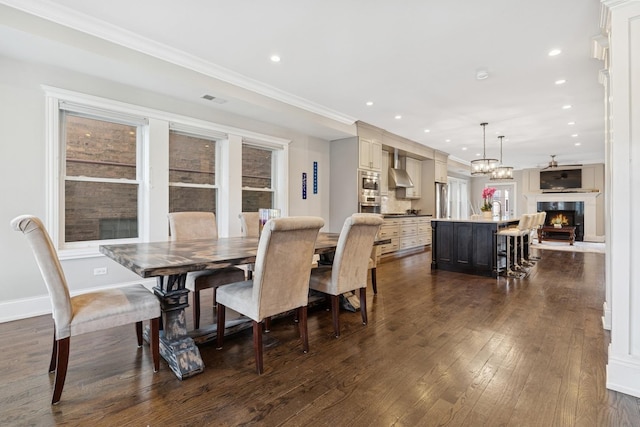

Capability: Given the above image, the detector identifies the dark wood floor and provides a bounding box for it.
[2,247,640,426]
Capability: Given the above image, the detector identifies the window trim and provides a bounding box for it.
[44,86,292,259]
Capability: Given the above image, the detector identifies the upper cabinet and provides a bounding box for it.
[434,153,448,183]
[359,138,382,171]
[380,150,389,195]
[396,157,422,199]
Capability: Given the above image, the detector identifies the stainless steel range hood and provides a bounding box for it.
[389,149,414,188]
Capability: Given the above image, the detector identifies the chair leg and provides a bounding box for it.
[150,317,160,373]
[135,321,143,347]
[52,337,70,405]
[264,317,271,332]
[253,320,264,374]
[49,331,58,373]
[331,294,341,338]
[371,268,378,294]
[298,306,309,353]
[216,304,226,349]
[212,287,218,308]
[193,290,201,330]
[359,287,368,325]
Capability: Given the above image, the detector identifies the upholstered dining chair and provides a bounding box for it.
[309,213,384,337]
[368,244,380,294]
[216,216,325,374]
[168,212,245,329]
[11,215,161,404]
[238,211,260,238]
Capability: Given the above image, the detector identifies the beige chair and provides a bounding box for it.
[497,214,533,278]
[368,244,380,294]
[238,211,260,238]
[216,216,325,374]
[168,212,245,329]
[11,215,160,404]
[309,213,384,337]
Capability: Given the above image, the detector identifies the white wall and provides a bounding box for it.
[0,56,335,322]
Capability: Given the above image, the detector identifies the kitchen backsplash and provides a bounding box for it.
[381,190,412,214]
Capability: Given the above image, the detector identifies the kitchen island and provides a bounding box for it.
[431,218,520,277]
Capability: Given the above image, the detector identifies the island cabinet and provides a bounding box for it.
[431,218,519,277]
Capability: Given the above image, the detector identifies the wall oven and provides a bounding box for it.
[358,169,381,214]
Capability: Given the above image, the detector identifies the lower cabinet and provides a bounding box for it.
[381,216,432,255]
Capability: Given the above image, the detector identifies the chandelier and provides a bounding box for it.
[490,135,514,180]
[470,122,499,175]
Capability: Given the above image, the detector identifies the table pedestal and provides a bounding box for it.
[152,277,204,379]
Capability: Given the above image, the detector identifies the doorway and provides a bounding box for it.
[489,182,517,219]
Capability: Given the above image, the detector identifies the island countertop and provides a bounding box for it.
[430,217,518,224]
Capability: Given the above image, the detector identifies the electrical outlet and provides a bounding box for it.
[93,267,107,276]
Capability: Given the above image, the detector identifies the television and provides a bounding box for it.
[540,169,582,190]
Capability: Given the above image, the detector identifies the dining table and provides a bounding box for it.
[100,232,390,379]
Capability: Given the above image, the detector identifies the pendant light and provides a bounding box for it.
[490,135,514,180]
[470,122,499,175]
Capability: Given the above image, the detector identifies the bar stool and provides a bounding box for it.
[497,214,531,278]
[529,211,546,261]
[520,214,537,267]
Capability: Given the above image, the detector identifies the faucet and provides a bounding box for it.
[492,200,503,220]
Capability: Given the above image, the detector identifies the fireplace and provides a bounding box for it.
[537,201,584,241]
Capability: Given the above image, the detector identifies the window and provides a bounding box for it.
[169,130,217,213]
[242,144,274,211]
[62,110,143,244]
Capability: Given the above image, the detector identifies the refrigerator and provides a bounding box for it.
[435,183,449,218]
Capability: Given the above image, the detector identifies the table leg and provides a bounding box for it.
[151,275,204,379]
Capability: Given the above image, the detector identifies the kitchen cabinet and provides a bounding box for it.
[396,157,422,199]
[359,138,382,171]
[434,153,448,183]
[380,216,432,255]
[380,150,389,195]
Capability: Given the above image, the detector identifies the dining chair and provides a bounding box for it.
[238,211,260,238]
[216,216,325,374]
[368,244,380,294]
[11,215,161,404]
[308,213,384,337]
[168,212,246,329]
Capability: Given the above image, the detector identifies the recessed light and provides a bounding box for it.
[445,139,451,143]
[575,142,582,146]
[424,129,430,133]
[462,147,467,151]
[563,105,572,109]
[476,153,481,157]
[571,134,578,138]
[568,121,576,125]
[270,55,281,62]
[555,79,567,85]
[395,115,402,119]
[549,49,562,56]
[366,101,373,106]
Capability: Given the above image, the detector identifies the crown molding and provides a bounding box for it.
[0,0,357,126]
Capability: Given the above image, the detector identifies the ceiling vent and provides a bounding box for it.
[201,94,227,104]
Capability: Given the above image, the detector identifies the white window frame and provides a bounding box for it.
[241,141,277,207]
[44,86,291,258]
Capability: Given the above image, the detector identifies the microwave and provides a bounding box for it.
[359,170,380,193]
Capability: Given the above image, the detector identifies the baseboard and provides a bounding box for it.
[0,279,156,323]
[606,351,640,398]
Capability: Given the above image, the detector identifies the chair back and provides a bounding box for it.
[538,211,547,227]
[238,212,260,238]
[331,213,384,294]
[11,215,73,338]
[251,216,324,320]
[517,214,532,231]
[168,211,218,240]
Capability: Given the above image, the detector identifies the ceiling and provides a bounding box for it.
[0,0,606,172]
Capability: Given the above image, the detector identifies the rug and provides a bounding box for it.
[531,239,605,254]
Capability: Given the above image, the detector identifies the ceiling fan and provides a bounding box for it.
[541,155,582,170]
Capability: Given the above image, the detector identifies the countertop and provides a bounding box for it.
[430,217,519,224]
[382,213,433,219]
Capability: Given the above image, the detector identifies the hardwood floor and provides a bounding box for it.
[2,248,640,426]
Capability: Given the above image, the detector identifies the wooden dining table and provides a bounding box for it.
[100,233,389,379]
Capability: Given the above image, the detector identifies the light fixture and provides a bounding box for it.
[470,122,499,175]
[490,135,514,180]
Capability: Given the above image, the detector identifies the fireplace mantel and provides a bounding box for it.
[524,192,603,242]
